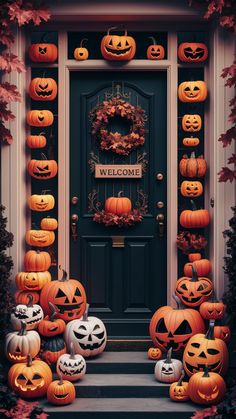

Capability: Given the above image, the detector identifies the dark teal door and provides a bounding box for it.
[70,71,167,338]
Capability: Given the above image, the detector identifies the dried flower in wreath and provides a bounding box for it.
[90,98,146,156]
[93,209,143,228]
[176,230,208,254]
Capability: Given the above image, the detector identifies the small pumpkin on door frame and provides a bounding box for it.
[179,152,207,178]
[182,137,200,147]
[29,43,58,62]
[24,250,51,272]
[178,80,207,103]
[180,200,210,229]
[74,38,89,61]
[15,270,51,291]
[29,77,57,101]
[47,373,76,405]
[155,348,183,383]
[26,133,46,149]
[27,154,58,180]
[178,42,208,63]
[188,366,226,405]
[100,27,136,61]
[180,180,203,198]
[169,370,189,402]
[182,114,202,132]
[40,217,58,231]
[26,110,54,127]
[28,193,55,211]
[25,229,55,247]
[146,37,165,60]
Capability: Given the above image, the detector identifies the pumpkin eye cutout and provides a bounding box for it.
[207,348,219,355]
[178,81,207,103]
[188,352,195,357]
[174,320,192,335]
[93,324,100,331]
[74,331,85,340]
[56,289,66,298]
[191,342,200,348]
[181,284,188,290]
[156,318,168,333]
[94,331,105,339]
[18,373,26,381]
[74,287,81,296]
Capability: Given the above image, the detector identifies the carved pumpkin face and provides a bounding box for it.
[56,344,86,382]
[101,28,136,61]
[25,230,55,247]
[28,194,55,212]
[183,137,200,147]
[178,81,207,103]
[15,290,40,305]
[155,348,183,383]
[29,43,58,63]
[178,43,208,63]
[183,321,229,377]
[15,271,51,291]
[147,38,165,60]
[27,159,58,180]
[29,78,57,101]
[214,325,231,343]
[180,181,203,197]
[169,371,189,402]
[147,347,162,360]
[26,110,54,127]
[182,114,202,132]
[74,39,89,61]
[8,356,52,398]
[11,297,44,331]
[149,296,205,351]
[47,377,76,405]
[188,369,226,405]
[200,301,226,320]
[5,321,41,363]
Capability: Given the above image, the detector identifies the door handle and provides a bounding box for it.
[71,214,79,242]
[156,213,164,238]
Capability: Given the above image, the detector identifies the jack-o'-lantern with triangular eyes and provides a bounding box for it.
[178,81,207,103]
[146,37,165,60]
[149,295,205,352]
[183,320,229,377]
[180,181,203,198]
[27,155,58,180]
[178,43,208,63]
[29,78,57,101]
[40,267,87,322]
[188,367,226,405]
[101,27,136,61]
[64,304,107,357]
[182,114,202,132]
[29,43,58,63]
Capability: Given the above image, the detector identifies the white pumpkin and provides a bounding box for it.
[64,304,107,357]
[56,342,86,381]
[11,294,44,331]
[5,321,41,363]
[155,348,183,383]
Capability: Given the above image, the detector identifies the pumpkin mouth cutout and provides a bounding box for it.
[185,360,221,374]
[58,364,85,376]
[197,389,219,401]
[35,89,53,97]
[105,45,132,55]
[182,296,201,304]
[55,303,82,314]
[184,48,205,59]
[35,203,48,209]
[151,52,161,57]
[30,234,49,242]
[54,393,69,399]
[9,353,26,361]
[33,168,52,178]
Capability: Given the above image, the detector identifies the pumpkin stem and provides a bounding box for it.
[82,304,90,321]
[27,354,32,367]
[40,33,49,43]
[42,189,51,194]
[48,302,58,321]
[57,372,64,385]
[70,342,76,359]
[27,294,34,307]
[203,365,210,377]
[172,294,185,310]
[118,191,124,198]
[107,26,127,36]
[165,347,172,364]
[190,152,196,159]
[148,36,157,45]
[18,321,27,336]
[191,264,198,282]
[177,370,185,386]
[59,265,68,281]
[205,320,215,340]
[41,153,48,160]
[80,38,88,48]
[39,132,46,136]
[190,200,197,211]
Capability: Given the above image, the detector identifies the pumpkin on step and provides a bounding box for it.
[41,335,67,364]
[11,294,44,331]
[188,367,226,405]
[101,27,136,61]
[179,153,207,178]
[169,370,189,402]
[180,200,210,229]
[105,191,132,215]
[147,347,162,360]
[38,302,66,337]
[200,296,226,320]
[178,81,207,103]
[155,348,183,383]
[5,321,41,363]
[56,343,86,381]
[47,374,75,405]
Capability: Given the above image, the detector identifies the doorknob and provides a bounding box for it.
[156,213,164,238]
[156,173,164,181]
[71,214,79,242]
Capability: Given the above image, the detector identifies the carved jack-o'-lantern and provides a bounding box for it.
[40,267,87,322]
[101,27,136,61]
[56,343,86,382]
[25,229,55,247]
[26,110,54,127]
[175,264,213,308]
[214,324,231,343]
[200,296,226,321]
[74,39,89,61]
[29,78,57,101]
[188,367,226,405]
[27,155,58,180]
[178,81,207,103]
[182,137,200,147]
[182,114,202,132]
[155,348,183,383]
[146,37,165,60]
[183,320,229,377]
[28,193,55,211]
[147,347,162,360]
[11,294,44,331]
[15,270,51,291]
[29,43,58,63]
[5,321,41,363]
[64,304,107,357]
[47,374,76,405]
[38,302,66,337]
[8,355,52,399]
[169,370,189,402]
[180,181,203,198]
[178,43,208,63]
[149,295,205,352]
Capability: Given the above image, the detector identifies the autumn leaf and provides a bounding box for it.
[218,167,236,182]
[0,103,15,121]
[8,2,33,26]
[30,6,51,26]
[0,122,13,144]
[228,153,236,165]
[0,53,25,73]
[0,82,21,103]
[218,126,236,147]
[191,405,217,419]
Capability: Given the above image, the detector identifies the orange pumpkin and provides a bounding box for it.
[15,270,51,291]
[25,229,55,247]
[147,37,165,60]
[29,43,58,62]
[179,152,207,178]
[178,81,207,103]
[178,43,208,63]
[105,191,132,215]
[41,336,67,364]
[169,370,189,402]
[188,253,201,262]
[29,77,57,101]
[101,27,136,61]
[214,325,231,343]
[47,375,75,405]
[24,250,51,272]
[38,303,66,337]
[200,298,226,321]
[184,258,211,277]
[26,133,46,149]
[175,264,213,308]
[180,200,210,229]
[15,290,40,305]
[182,114,202,132]
[74,38,89,60]
[26,110,54,127]
[188,368,226,405]
[40,217,58,231]
[183,137,200,147]
[180,181,203,198]
[27,157,58,180]
[28,193,55,211]
[40,267,87,322]
[147,347,162,360]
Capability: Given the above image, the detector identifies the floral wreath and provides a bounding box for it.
[90,97,146,156]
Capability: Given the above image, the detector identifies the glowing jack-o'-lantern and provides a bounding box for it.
[27,155,58,180]
[101,27,136,61]
[178,81,207,103]
[147,347,162,360]
[178,43,208,63]
[29,78,57,101]
[47,374,76,405]
[8,354,52,399]
[56,342,86,382]
[182,114,202,132]
[25,229,55,247]
[64,304,107,357]
[11,294,44,331]
[146,37,165,60]
[183,320,229,377]
[155,348,183,383]
[40,267,87,322]
[5,321,41,363]
[188,367,226,405]
[28,193,55,211]
[175,264,213,308]
[15,270,51,291]
[149,295,205,352]
[29,43,58,63]
[180,181,203,198]
[169,370,189,402]
[26,110,54,127]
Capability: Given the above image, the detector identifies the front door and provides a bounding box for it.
[70,70,167,338]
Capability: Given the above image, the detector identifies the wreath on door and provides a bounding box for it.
[90,97,146,156]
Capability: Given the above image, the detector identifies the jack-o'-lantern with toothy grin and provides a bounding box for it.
[11,294,44,331]
[25,229,55,247]
[57,343,86,381]
[101,27,136,61]
[5,321,41,363]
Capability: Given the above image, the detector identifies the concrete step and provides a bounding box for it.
[43,397,197,418]
[86,351,156,374]
[74,374,169,398]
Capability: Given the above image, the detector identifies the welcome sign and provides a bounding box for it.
[95,164,142,178]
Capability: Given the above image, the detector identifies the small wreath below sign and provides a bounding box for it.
[90,98,146,156]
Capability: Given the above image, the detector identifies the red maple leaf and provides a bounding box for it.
[0,82,21,103]
[29,6,51,26]
[229,106,236,123]
[0,122,13,144]
[218,126,236,146]
[0,53,25,73]
[228,153,236,164]
[0,102,15,121]
[8,2,33,26]
[220,15,236,31]
[218,166,236,182]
